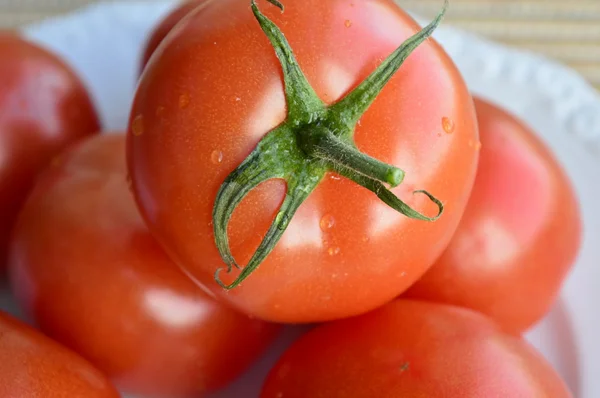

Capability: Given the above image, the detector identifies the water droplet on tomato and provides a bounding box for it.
[345,20,352,28]
[131,115,144,136]
[330,174,341,181]
[179,93,191,109]
[319,214,335,231]
[328,246,340,256]
[211,150,223,164]
[126,174,133,192]
[442,116,455,134]
[468,140,482,150]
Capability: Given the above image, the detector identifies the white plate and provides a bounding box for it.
[0,1,598,397]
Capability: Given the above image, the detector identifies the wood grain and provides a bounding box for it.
[404,0,600,89]
[1,0,598,89]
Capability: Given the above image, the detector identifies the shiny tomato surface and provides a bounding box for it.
[141,0,208,70]
[128,0,479,323]
[9,134,280,397]
[0,33,99,271]
[0,310,119,398]
[261,300,573,398]
[405,98,581,334]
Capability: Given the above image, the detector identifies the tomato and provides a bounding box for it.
[141,0,208,70]
[0,310,119,397]
[0,33,99,271]
[128,0,478,323]
[404,98,581,334]
[8,134,280,397]
[261,300,573,398]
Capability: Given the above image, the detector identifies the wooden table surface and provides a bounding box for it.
[1,0,599,90]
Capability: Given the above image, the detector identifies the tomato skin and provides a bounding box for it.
[0,33,99,271]
[128,0,478,323]
[141,0,208,71]
[404,98,581,334]
[0,310,119,397]
[8,134,280,397]
[261,300,572,398]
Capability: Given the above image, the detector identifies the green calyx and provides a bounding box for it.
[213,0,448,289]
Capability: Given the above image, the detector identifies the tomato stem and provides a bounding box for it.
[213,124,325,287]
[215,162,324,289]
[212,0,448,289]
[297,124,405,187]
[264,0,284,12]
[335,165,444,222]
[250,0,325,120]
[329,0,449,126]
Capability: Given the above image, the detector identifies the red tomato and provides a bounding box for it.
[405,98,581,334]
[128,0,478,323]
[141,0,208,70]
[261,300,573,398]
[0,33,99,271]
[0,310,119,397]
[8,134,280,398]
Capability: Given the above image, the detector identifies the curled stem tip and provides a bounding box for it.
[266,0,284,12]
[252,0,284,12]
[412,190,444,221]
[214,170,320,289]
[335,164,443,222]
[212,147,284,274]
